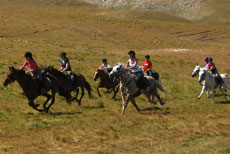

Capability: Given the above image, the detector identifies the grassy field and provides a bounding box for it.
[0,0,230,153]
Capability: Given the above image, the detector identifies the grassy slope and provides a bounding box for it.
[0,0,230,153]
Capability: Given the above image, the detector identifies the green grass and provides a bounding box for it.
[0,0,230,153]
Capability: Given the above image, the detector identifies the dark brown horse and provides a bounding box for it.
[46,66,92,105]
[94,69,119,100]
[3,67,59,112]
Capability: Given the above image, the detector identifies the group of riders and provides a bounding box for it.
[19,50,223,95]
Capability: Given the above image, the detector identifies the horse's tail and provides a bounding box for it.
[225,74,230,88]
[154,80,167,94]
[85,81,92,97]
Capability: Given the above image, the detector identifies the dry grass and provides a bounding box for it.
[0,0,230,153]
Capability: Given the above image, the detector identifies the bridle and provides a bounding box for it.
[6,71,19,83]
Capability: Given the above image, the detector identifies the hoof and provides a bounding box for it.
[197,97,200,100]
[34,104,40,108]
[160,102,165,106]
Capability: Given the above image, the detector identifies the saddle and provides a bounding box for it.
[152,72,160,80]
[146,70,160,80]
[29,71,51,92]
[214,75,224,84]
[64,71,78,86]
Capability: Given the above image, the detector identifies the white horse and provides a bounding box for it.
[109,63,165,115]
[191,65,230,103]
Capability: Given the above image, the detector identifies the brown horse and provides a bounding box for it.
[94,69,119,100]
[3,67,59,112]
[46,66,92,105]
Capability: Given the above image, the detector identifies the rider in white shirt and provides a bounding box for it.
[125,50,142,80]
[99,59,112,72]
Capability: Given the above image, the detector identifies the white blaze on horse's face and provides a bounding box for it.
[192,65,200,77]
[109,65,120,77]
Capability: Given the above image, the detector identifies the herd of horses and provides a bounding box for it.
[3,64,230,115]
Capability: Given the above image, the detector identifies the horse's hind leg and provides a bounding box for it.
[76,87,84,106]
[219,86,227,101]
[130,98,140,113]
[72,88,79,101]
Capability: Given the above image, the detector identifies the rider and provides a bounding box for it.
[125,50,142,80]
[142,55,153,76]
[99,59,112,73]
[60,52,76,84]
[20,52,46,94]
[207,57,223,84]
[204,57,209,67]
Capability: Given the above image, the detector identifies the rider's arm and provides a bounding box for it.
[61,61,70,72]
[99,64,103,69]
[19,60,28,70]
[125,60,129,69]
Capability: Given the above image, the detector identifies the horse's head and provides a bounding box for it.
[94,69,101,81]
[191,65,200,77]
[198,68,206,84]
[3,66,19,86]
[109,63,125,78]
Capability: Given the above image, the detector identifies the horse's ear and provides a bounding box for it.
[9,66,15,70]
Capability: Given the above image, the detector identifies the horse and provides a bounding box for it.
[3,67,59,112]
[46,66,92,105]
[94,69,119,100]
[109,63,165,115]
[191,65,230,103]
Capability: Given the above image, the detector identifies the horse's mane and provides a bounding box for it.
[49,67,69,79]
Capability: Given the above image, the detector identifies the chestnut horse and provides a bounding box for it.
[3,67,59,112]
[94,69,119,100]
[46,66,92,105]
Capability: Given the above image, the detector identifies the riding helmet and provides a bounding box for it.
[204,57,209,61]
[128,50,135,56]
[102,59,107,63]
[60,52,67,57]
[145,55,150,59]
[208,57,213,62]
[24,52,33,58]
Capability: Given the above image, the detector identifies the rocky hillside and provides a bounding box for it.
[82,0,213,20]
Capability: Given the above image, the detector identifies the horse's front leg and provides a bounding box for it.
[42,93,52,110]
[97,85,102,97]
[122,94,130,115]
[197,85,206,100]
[130,98,140,112]
[28,101,45,112]
[45,90,56,113]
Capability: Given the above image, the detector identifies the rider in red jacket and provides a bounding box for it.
[142,55,153,76]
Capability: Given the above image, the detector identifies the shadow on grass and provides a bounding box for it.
[49,111,82,116]
[141,106,161,111]
[218,101,230,104]
[214,94,230,97]
[141,106,171,115]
